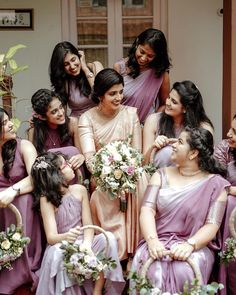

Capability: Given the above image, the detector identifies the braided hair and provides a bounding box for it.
[31,89,71,153]
[159,80,213,137]
[0,108,17,178]
[31,152,68,210]
[185,127,226,177]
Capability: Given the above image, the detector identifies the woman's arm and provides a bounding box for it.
[113,62,121,74]
[80,185,94,245]
[131,110,142,151]
[78,113,96,173]
[140,172,166,259]
[200,121,214,136]
[143,113,158,164]
[157,71,170,111]
[0,140,37,207]
[171,188,227,261]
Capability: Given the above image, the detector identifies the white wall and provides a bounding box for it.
[168,0,223,144]
[0,0,62,137]
[0,0,223,143]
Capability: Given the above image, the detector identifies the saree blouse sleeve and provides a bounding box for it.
[130,108,142,151]
[206,200,227,226]
[142,184,160,211]
[78,112,96,172]
[213,140,230,167]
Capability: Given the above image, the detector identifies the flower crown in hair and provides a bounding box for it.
[33,156,50,169]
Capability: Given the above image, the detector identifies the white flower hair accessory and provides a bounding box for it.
[33,156,50,170]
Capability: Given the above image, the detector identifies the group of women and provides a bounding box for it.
[0,27,235,295]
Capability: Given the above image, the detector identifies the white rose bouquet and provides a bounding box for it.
[60,240,117,286]
[0,224,30,270]
[92,140,143,212]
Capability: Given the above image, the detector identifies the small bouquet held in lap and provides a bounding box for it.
[92,140,144,212]
[61,239,117,285]
[0,224,30,270]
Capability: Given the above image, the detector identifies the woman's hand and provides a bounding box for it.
[0,187,18,207]
[170,242,194,261]
[147,238,166,260]
[66,226,81,243]
[69,154,85,170]
[78,50,87,70]
[153,136,177,150]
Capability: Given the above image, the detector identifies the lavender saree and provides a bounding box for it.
[116,59,164,124]
[130,168,229,293]
[214,139,236,295]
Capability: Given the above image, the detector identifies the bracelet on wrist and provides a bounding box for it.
[86,72,94,79]
[11,185,20,196]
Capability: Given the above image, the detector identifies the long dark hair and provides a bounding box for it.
[31,89,71,153]
[31,152,68,209]
[159,80,213,137]
[127,28,171,78]
[0,108,17,178]
[92,68,124,103]
[49,41,91,104]
[185,127,226,177]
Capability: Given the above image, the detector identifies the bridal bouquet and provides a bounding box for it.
[61,240,117,285]
[0,224,30,270]
[92,140,143,211]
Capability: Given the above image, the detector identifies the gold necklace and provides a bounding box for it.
[178,168,202,177]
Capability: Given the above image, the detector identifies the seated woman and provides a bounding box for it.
[214,114,236,295]
[28,88,85,183]
[0,107,43,294]
[78,68,147,262]
[130,127,229,293]
[143,80,214,168]
[31,152,125,295]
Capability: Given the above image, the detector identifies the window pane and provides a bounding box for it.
[84,48,108,68]
[77,0,107,17]
[122,0,153,16]
[122,19,153,44]
[77,20,107,45]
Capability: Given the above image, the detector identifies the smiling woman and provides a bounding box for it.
[49,41,104,118]
[78,68,148,264]
[0,107,43,294]
[114,28,172,124]
[28,88,85,183]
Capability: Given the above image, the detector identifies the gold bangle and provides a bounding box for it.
[11,185,20,196]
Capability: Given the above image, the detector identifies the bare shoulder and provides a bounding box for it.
[68,184,88,202]
[20,139,36,153]
[144,113,158,132]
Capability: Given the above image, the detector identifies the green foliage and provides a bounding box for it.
[0,44,28,96]
[128,271,224,295]
[219,237,236,264]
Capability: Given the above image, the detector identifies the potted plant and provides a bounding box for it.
[0,44,28,129]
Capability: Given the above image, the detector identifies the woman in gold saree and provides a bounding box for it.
[78,69,147,263]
